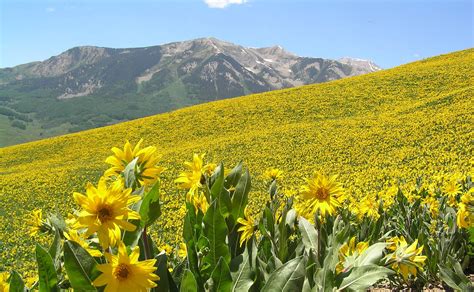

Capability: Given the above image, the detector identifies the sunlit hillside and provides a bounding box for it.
[1,49,473,274]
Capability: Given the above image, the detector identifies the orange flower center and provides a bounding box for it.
[97,206,113,223]
[316,187,329,200]
[114,263,130,281]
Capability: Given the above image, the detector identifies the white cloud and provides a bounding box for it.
[46,7,56,13]
[413,53,420,58]
[204,0,247,9]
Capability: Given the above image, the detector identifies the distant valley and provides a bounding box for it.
[0,37,380,146]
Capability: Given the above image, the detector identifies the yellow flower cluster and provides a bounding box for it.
[386,236,427,281]
[0,48,472,274]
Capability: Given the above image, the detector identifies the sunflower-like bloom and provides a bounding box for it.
[422,195,440,218]
[93,242,159,292]
[175,153,214,196]
[443,178,462,198]
[105,139,165,186]
[178,243,187,258]
[336,237,369,273]
[457,201,473,230]
[26,209,45,237]
[0,272,9,292]
[295,172,344,218]
[357,194,380,220]
[386,236,427,281]
[263,168,283,181]
[237,207,255,247]
[73,178,140,248]
[187,191,209,214]
[64,230,102,257]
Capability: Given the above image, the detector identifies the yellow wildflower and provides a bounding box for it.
[456,203,472,228]
[105,139,165,186]
[386,236,427,281]
[422,196,440,218]
[178,243,187,259]
[64,230,102,257]
[443,178,462,198]
[73,178,140,248]
[93,242,159,292]
[357,194,380,220]
[263,168,283,181]
[237,207,255,247]
[295,172,344,218]
[160,244,173,255]
[25,276,37,289]
[0,272,9,292]
[186,191,209,214]
[26,209,44,237]
[175,153,207,195]
[337,237,369,273]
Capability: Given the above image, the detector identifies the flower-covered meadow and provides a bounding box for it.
[0,49,473,289]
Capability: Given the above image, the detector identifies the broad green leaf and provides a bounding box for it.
[139,180,162,227]
[210,163,225,200]
[230,247,254,291]
[314,241,340,291]
[218,188,232,219]
[439,262,472,291]
[49,229,62,269]
[299,217,318,252]
[261,256,306,292]
[224,162,243,189]
[123,157,140,188]
[180,270,198,292]
[8,270,25,292]
[353,243,387,267]
[202,201,230,274]
[183,203,197,242]
[36,243,59,292]
[63,240,100,291]
[152,252,169,292]
[231,169,251,220]
[207,257,232,292]
[338,265,394,291]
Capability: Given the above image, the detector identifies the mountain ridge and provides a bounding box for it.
[0,37,381,146]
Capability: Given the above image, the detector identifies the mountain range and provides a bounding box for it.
[0,37,381,146]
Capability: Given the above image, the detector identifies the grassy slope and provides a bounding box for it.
[0,49,473,273]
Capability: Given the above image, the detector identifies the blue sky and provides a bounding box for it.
[1,0,472,68]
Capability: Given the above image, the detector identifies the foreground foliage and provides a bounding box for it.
[1,140,473,291]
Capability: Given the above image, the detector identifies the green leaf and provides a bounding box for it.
[202,201,231,275]
[36,243,59,292]
[338,265,394,291]
[122,199,143,247]
[224,162,243,189]
[439,261,473,291]
[123,157,139,188]
[152,252,170,292]
[218,188,232,219]
[231,169,251,220]
[230,246,254,291]
[49,228,62,269]
[63,240,100,291]
[353,243,387,267]
[207,257,232,292]
[210,163,225,200]
[299,217,318,252]
[180,270,198,292]
[261,256,306,292]
[8,270,25,292]
[139,180,162,227]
